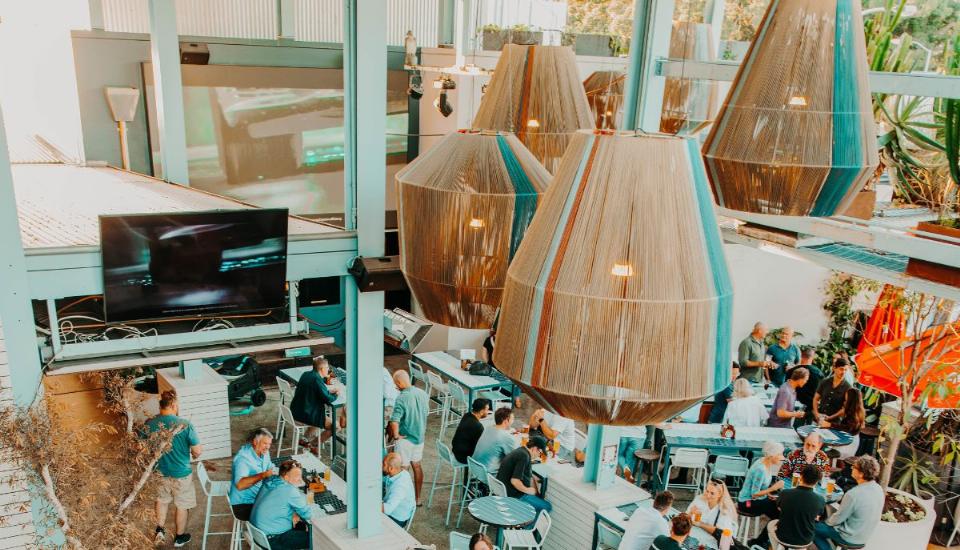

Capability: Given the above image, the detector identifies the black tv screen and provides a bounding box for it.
[100,209,289,323]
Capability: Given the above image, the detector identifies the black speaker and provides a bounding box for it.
[348,256,406,292]
[180,42,210,65]
[297,277,341,307]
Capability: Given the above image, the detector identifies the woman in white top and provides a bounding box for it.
[688,478,739,543]
[723,378,769,427]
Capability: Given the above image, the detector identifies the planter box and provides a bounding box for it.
[867,487,936,550]
[481,30,543,51]
[562,33,614,56]
[904,219,960,287]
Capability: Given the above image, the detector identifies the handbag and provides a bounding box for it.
[468,360,493,376]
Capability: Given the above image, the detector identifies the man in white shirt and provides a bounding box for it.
[620,491,675,550]
[529,409,576,457]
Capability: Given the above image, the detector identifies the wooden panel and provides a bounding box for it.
[43,372,104,395]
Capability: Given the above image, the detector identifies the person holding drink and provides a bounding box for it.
[818,387,865,458]
[737,322,774,384]
[738,441,785,520]
[766,327,801,387]
[779,432,830,481]
[686,479,738,543]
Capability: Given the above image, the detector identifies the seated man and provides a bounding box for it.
[813,456,884,550]
[382,452,416,528]
[496,436,552,514]
[651,513,692,550]
[766,464,825,550]
[452,398,492,463]
[619,491,674,550]
[229,428,275,521]
[473,407,518,474]
[779,432,829,481]
[289,356,341,445]
[250,460,313,550]
[707,362,740,424]
[528,409,576,458]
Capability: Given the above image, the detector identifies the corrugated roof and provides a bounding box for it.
[12,164,341,249]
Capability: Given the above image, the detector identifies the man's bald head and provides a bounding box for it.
[383,452,403,475]
[393,370,411,390]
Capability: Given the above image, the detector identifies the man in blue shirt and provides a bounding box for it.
[229,427,275,520]
[708,362,740,423]
[146,390,203,548]
[382,452,416,527]
[250,459,313,549]
[767,327,801,386]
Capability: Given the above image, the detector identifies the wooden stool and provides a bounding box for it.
[633,448,661,486]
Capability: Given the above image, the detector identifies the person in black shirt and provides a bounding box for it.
[452,398,491,463]
[769,464,825,549]
[788,347,823,423]
[496,436,552,514]
[289,356,340,445]
[652,513,692,550]
[813,357,853,423]
[708,362,740,423]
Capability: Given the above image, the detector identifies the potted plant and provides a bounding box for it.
[561,29,615,57]
[480,23,543,51]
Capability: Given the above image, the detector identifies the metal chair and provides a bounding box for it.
[428,440,467,526]
[450,531,473,550]
[446,383,468,431]
[709,455,750,494]
[486,472,508,497]
[502,510,551,549]
[405,505,416,532]
[246,522,272,549]
[277,404,308,456]
[196,462,234,550]
[596,521,623,549]
[664,448,709,493]
[427,371,451,431]
[275,376,293,443]
[736,509,764,541]
[457,456,490,527]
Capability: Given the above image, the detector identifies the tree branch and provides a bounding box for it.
[41,464,84,550]
[117,424,184,514]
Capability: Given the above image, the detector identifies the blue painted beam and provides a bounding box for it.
[147,0,190,184]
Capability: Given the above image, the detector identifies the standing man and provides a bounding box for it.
[229,428,275,521]
[147,390,203,547]
[388,370,429,505]
[813,357,853,424]
[767,327,801,386]
[768,367,809,428]
[496,436,553,514]
[738,322,773,383]
[289,356,341,446]
[452,398,492,463]
[813,456,884,550]
[766,465,825,550]
[788,348,823,421]
[619,491,674,550]
[473,407,518,474]
[708,362,740,424]
[382,452,416,528]
[250,459,313,549]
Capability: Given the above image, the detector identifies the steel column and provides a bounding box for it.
[622,0,675,132]
[582,425,620,489]
[278,0,296,39]
[147,0,190,185]
[344,0,387,538]
[0,108,43,407]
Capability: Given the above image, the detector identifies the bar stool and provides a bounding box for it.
[736,509,764,541]
[632,448,660,486]
[196,462,233,550]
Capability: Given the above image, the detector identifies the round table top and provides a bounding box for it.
[795,425,855,447]
[782,478,845,503]
[467,496,537,528]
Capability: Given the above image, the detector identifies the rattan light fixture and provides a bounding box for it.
[584,71,624,130]
[702,0,879,216]
[395,130,551,329]
[494,130,733,425]
[472,44,593,174]
[660,22,719,135]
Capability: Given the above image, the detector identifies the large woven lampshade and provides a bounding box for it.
[660,22,719,134]
[494,130,733,425]
[396,130,550,329]
[584,71,624,130]
[702,0,879,216]
[472,45,593,174]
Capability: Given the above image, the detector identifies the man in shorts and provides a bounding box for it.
[146,390,203,547]
[387,370,429,505]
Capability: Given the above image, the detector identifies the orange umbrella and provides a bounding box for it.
[857,323,960,409]
[857,284,906,353]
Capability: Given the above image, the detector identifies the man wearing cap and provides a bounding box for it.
[496,436,553,514]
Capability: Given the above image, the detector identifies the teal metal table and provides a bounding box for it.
[467,495,537,547]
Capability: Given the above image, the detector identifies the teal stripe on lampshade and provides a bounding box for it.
[686,137,734,393]
[811,0,864,216]
[497,135,539,260]
[520,134,596,384]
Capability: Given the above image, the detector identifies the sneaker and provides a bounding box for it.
[154,527,165,545]
[173,533,191,547]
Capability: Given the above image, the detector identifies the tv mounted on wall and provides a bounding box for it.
[99,209,289,323]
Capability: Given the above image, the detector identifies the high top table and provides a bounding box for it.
[290,452,421,550]
[412,350,516,405]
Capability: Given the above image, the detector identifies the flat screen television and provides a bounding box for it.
[99,209,289,323]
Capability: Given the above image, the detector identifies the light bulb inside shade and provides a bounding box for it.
[788,95,807,107]
[468,218,485,229]
[611,262,634,277]
[526,119,540,128]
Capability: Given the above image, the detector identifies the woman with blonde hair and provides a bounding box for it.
[722,378,769,427]
[687,478,738,541]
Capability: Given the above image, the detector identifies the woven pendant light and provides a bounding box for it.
[584,71,624,130]
[660,22,720,134]
[702,0,879,216]
[494,130,733,425]
[395,130,551,329]
[472,45,593,174]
